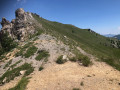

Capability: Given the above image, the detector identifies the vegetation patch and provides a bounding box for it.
[69,57,77,62]
[80,56,91,67]
[39,66,44,71]
[56,55,67,64]
[69,55,91,67]
[0,32,17,56]
[3,59,12,69]
[9,77,30,90]
[0,55,5,61]
[0,63,34,85]
[73,88,80,90]
[102,58,120,71]
[35,50,49,61]
[10,60,22,69]
[24,46,38,58]
[15,42,33,57]
[80,81,84,86]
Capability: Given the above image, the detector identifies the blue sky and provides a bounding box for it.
[0,0,120,34]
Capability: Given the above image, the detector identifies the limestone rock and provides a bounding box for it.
[1,17,10,27]
[20,70,26,75]
[2,77,7,84]
[0,8,36,41]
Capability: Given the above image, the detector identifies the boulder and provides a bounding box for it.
[63,55,67,60]
[20,70,26,75]
[2,77,7,84]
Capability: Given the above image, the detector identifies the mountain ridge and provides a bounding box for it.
[0,8,120,90]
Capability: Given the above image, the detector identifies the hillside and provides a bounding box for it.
[0,8,120,90]
[114,34,120,40]
[33,14,120,70]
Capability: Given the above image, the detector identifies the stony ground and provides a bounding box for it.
[0,34,120,90]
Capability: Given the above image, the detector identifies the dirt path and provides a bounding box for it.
[26,61,120,90]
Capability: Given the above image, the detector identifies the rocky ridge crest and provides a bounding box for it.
[0,8,36,41]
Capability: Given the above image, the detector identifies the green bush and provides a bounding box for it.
[69,57,77,62]
[81,56,91,67]
[56,55,66,64]
[9,77,30,90]
[24,46,38,58]
[39,66,44,71]
[35,50,49,61]
[0,63,34,84]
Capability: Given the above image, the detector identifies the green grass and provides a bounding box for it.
[56,55,66,64]
[33,14,120,71]
[24,46,38,58]
[15,42,33,57]
[0,63,34,84]
[35,50,49,61]
[3,59,12,69]
[10,60,22,69]
[73,88,80,90]
[9,77,30,90]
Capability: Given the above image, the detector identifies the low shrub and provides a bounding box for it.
[24,46,38,58]
[39,66,44,71]
[70,55,91,67]
[69,57,77,62]
[56,55,66,64]
[80,81,84,86]
[35,50,49,61]
[81,56,91,67]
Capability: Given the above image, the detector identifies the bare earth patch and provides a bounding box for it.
[27,61,120,90]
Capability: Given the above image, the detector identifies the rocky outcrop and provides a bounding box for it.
[0,8,36,41]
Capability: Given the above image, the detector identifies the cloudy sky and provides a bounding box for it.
[0,0,120,34]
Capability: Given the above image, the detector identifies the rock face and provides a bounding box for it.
[0,8,36,41]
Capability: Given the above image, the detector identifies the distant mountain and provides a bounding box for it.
[114,34,120,39]
[103,34,116,37]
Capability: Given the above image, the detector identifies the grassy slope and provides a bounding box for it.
[33,15,120,70]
